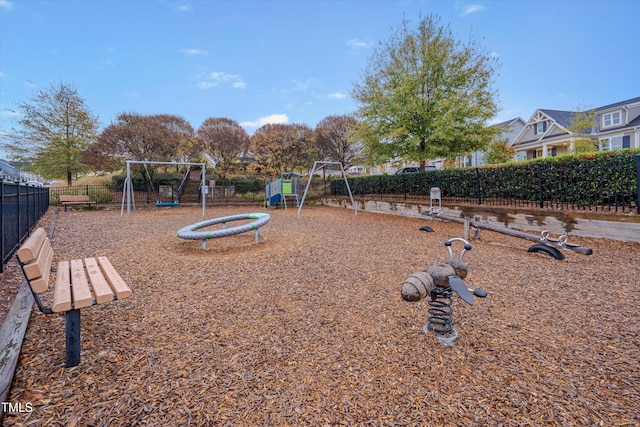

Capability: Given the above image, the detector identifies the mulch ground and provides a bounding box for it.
[2,204,639,426]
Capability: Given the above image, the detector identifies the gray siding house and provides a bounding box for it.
[460,117,526,167]
[512,96,640,160]
[0,159,20,181]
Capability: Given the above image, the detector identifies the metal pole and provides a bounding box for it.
[339,163,357,216]
[126,161,131,215]
[297,162,317,219]
[636,154,640,215]
[202,164,206,217]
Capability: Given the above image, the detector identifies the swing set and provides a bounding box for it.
[121,160,208,216]
[143,163,181,207]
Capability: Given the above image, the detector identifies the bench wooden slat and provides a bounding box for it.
[22,238,52,280]
[17,228,47,264]
[28,245,54,293]
[84,257,115,304]
[70,259,93,309]
[97,257,132,299]
[60,195,91,202]
[52,261,72,312]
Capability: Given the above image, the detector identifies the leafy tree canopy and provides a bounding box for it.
[483,137,516,165]
[197,117,250,184]
[250,123,316,177]
[566,106,598,154]
[315,114,362,168]
[86,113,195,174]
[351,14,500,168]
[3,81,99,185]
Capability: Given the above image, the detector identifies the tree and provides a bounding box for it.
[315,114,362,168]
[197,117,250,184]
[86,113,194,173]
[250,123,316,177]
[155,114,198,165]
[351,14,500,170]
[3,82,99,185]
[566,106,598,154]
[483,137,516,165]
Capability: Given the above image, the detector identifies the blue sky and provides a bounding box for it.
[1,0,639,157]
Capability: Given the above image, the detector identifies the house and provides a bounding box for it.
[0,159,20,182]
[459,117,526,167]
[512,96,640,160]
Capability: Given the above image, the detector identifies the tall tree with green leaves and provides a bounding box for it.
[4,82,99,185]
[351,14,500,169]
[483,137,516,165]
[566,106,598,154]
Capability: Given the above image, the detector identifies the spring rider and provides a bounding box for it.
[401,238,487,345]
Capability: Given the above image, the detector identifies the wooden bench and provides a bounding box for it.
[16,228,132,367]
[59,195,96,211]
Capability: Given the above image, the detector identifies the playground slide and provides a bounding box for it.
[268,193,281,207]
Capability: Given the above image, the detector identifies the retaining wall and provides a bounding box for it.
[323,197,640,243]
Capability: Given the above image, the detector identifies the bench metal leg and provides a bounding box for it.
[65,309,81,367]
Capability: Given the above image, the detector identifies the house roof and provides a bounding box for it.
[593,96,640,112]
[491,117,524,129]
[538,109,574,129]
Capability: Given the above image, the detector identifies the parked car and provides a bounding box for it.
[395,166,436,174]
[25,181,44,187]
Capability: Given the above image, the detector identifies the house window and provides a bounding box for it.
[602,111,621,128]
[535,122,545,134]
[600,136,623,151]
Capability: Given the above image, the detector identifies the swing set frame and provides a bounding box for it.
[121,160,207,216]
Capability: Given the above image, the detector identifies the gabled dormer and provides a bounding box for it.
[531,110,549,139]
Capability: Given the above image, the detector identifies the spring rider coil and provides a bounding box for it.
[401,237,487,345]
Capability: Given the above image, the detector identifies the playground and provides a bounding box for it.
[4,205,639,425]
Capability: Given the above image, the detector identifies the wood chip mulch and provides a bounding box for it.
[3,205,639,426]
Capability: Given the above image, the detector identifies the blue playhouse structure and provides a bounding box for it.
[265,172,302,209]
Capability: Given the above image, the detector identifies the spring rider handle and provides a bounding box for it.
[445,237,472,262]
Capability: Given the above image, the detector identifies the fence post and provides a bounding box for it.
[538,162,544,209]
[475,168,481,205]
[0,182,3,273]
[636,154,640,214]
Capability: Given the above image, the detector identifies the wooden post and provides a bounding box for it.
[464,218,470,240]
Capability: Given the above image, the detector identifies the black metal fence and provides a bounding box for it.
[47,184,262,209]
[1,182,50,273]
[331,153,640,214]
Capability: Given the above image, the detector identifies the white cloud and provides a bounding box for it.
[460,4,485,16]
[328,92,347,99]
[174,3,192,12]
[240,114,289,129]
[197,82,216,89]
[346,38,372,49]
[0,71,4,78]
[0,0,13,10]
[181,48,207,56]
[197,71,245,90]
[292,80,308,91]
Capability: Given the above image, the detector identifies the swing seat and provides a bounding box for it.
[155,201,180,207]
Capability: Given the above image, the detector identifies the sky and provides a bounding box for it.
[1,0,639,158]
